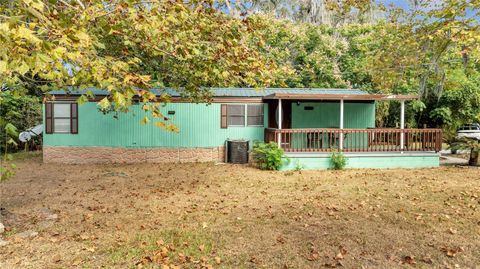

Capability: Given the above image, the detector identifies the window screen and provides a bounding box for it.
[227,104,245,126]
[247,104,264,126]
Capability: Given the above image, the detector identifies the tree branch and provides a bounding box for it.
[75,0,85,9]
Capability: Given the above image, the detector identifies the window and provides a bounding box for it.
[53,103,71,133]
[45,102,78,134]
[227,104,245,126]
[221,104,264,128]
[247,104,264,126]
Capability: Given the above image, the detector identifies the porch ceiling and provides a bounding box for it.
[263,93,418,101]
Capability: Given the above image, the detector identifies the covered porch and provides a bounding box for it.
[263,92,443,154]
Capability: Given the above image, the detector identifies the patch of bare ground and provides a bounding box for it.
[0,153,479,268]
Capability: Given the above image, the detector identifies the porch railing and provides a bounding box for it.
[264,128,443,153]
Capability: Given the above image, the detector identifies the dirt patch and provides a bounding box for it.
[1,153,479,268]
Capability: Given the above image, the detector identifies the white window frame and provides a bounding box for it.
[53,102,72,134]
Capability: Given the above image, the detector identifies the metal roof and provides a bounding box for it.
[48,87,369,97]
[263,93,418,101]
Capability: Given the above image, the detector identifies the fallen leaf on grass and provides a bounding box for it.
[160,246,169,256]
[402,255,416,265]
[176,253,186,264]
[421,256,433,264]
[52,254,61,263]
[84,246,96,253]
[214,256,221,264]
[335,252,344,260]
[250,256,260,264]
[306,252,319,261]
[441,246,464,257]
[80,233,89,240]
[71,258,83,266]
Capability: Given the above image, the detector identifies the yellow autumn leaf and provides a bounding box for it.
[112,92,126,107]
[0,61,7,74]
[98,97,110,110]
[141,116,150,125]
[0,23,9,33]
[17,26,41,44]
[76,31,91,44]
[154,121,166,128]
[16,61,30,75]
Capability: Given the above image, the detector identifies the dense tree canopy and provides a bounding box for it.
[0,0,289,129]
[1,0,480,139]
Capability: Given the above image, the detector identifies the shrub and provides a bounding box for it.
[330,150,347,170]
[252,141,286,170]
[451,138,480,166]
[0,91,42,153]
[294,160,304,171]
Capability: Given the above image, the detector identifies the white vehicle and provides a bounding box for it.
[456,124,480,141]
[19,124,43,142]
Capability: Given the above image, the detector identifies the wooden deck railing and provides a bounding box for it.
[264,128,443,153]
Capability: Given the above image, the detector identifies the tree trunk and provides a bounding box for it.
[469,148,479,166]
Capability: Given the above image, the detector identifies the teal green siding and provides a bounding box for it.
[290,102,375,149]
[281,154,440,170]
[291,101,375,128]
[44,103,268,148]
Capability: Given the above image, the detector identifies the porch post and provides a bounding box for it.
[339,99,344,150]
[400,100,405,152]
[278,98,282,148]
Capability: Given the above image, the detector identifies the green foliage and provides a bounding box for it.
[252,141,286,171]
[451,138,480,152]
[330,151,347,170]
[410,100,426,113]
[0,163,16,182]
[1,123,19,181]
[258,17,355,89]
[294,160,304,172]
[1,0,479,136]
[451,138,480,166]
[430,107,453,126]
[0,0,284,130]
[0,91,42,152]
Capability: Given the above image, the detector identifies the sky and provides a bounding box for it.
[379,0,478,18]
[378,0,442,10]
[381,0,412,9]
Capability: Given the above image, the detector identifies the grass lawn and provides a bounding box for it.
[0,153,479,268]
